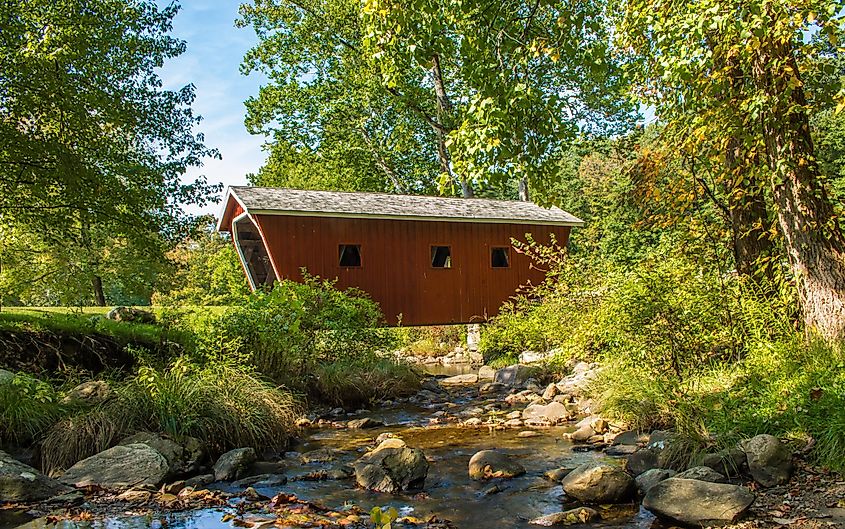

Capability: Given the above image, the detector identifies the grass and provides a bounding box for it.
[0,373,67,446]
[39,358,301,473]
[313,356,421,406]
[588,336,845,472]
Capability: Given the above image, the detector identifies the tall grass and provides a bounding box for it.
[0,373,65,445]
[314,357,420,406]
[40,358,301,473]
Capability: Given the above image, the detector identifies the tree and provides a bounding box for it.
[617,0,845,339]
[0,0,219,305]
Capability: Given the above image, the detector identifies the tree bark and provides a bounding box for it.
[518,176,530,201]
[431,53,473,198]
[92,275,106,307]
[752,38,845,339]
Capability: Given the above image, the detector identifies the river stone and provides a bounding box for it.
[106,306,156,323]
[118,432,188,477]
[740,434,793,487]
[478,366,496,380]
[213,448,256,481]
[643,478,755,527]
[626,434,678,476]
[60,443,169,489]
[353,439,428,493]
[544,467,576,482]
[62,380,113,406]
[561,463,635,503]
[347,417,384,429]
[479,382,508,394]
[635,468,676,496]
[0,450,72,501]
[529,507,600,526]
[676,465,726,483]
[441,374,478,385]
[521,402,570,424]
[699,448,747,477]
[542,383,560,400]
[468,450,525,480]
[493,364,535,386]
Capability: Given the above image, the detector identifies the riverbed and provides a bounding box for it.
[3,366,660,529]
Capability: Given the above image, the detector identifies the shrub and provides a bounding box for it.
[41,357,301,472]
[0,373,65,445]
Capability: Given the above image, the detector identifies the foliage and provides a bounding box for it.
[0,0,219,305]
[153,226,250,306]
[370,506,399,529]
[0,373,65,446]
[41,357,301,472]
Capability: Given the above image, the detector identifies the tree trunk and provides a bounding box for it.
[752,39,845,339]
[431,54,473,198]
[359,126,406,193]
[518,176,530,201]
[92,275,106,307]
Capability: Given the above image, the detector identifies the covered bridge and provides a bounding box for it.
[216,186,583,326]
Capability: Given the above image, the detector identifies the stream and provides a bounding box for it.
[2,365,659,529]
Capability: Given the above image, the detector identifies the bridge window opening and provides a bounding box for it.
[431,246,452,268]
[491,247,510,268]
[339,244,362,267]
[233,215,277,289]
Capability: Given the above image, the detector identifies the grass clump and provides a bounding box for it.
[41,357,301,473]
[314,357,420,407]
[0,373,65,446]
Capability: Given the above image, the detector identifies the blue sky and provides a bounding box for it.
[158,2,267,216]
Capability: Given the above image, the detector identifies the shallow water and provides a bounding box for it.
[4,383,658,529]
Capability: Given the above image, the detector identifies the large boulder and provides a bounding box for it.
[625,433,679,476]
[353,439,428,493]
[213,448,256,481]
[699,448,747,478]
[529,507,600,526]
[560,463,635,504]
[555,362,600,397]
[635,468,677,497]
[468,450,526,480]
[478,366,496,380]
[521,402,571,425]
[493,365,536,386]
[61,381,113,406]
[740,434,793,487]
[59,444,169,489]
[0,450,71,502]
[643,478,755,527]
[118,432,205,477]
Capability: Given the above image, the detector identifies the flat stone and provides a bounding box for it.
[441,374,478,385]
[60,444,169,490]
[635,468,677,496]
[522,401,571,424]
[676,466,726,483]
[643,478,755,527]
[494,364,536,386]
[529,507,600,526]
[0,450,71,501]
[347,417,385,429]
[478,366,496,380]
[544,467,575,482]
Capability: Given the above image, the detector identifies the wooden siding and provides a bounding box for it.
[249,214,571,326]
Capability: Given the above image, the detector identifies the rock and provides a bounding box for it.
[106,306,156,323]
[116,489,152,503]
[60,444,169,489]
[519,351,552,364]
[699,448,747,478]
[555,362,600,397]
[184,474,214,488]
[529,507,600,526]
[504,418,523,428]
[518,430,541,438]
[481,483,504,496]
[468,450,525,480]
[464,418,483,427]
[564,424,595,442]
[740,434,793,487]
[478,366,496,380]
[347,418,384,429]
[479,382,508,395]
[420,378,446,394]
[118,432,195,477]
[162,480,185,495]
[45,490,85,506]
[635,468,677,496]
[234,473,287,488]
[353,439,428,493]
[544,467,575,482]
[493,364,536,386]
[213,448,256,481]
[0,450,72,501]
[542,383,560,400]
[589,417,609,434]
[612,430,650,446]
[560,463,635,503]
[643,478,755,527]
[301,448,341,464]
[61,380,113,406]
[625,433,679,476]
[522,401,571,424]
[676,466,726,483]
[441,374,478,385]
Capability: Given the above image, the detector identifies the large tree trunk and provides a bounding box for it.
[431,53,473,198]
[92,275,106,307]
[752,39,845,339]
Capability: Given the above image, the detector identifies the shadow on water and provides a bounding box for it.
[4,389,658,529]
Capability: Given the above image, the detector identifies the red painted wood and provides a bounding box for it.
[245,214,570,326]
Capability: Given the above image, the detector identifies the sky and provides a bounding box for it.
[158,2,267,216]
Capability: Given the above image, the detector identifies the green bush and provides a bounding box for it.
[41,357,301,472]
[0,373,65,445]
